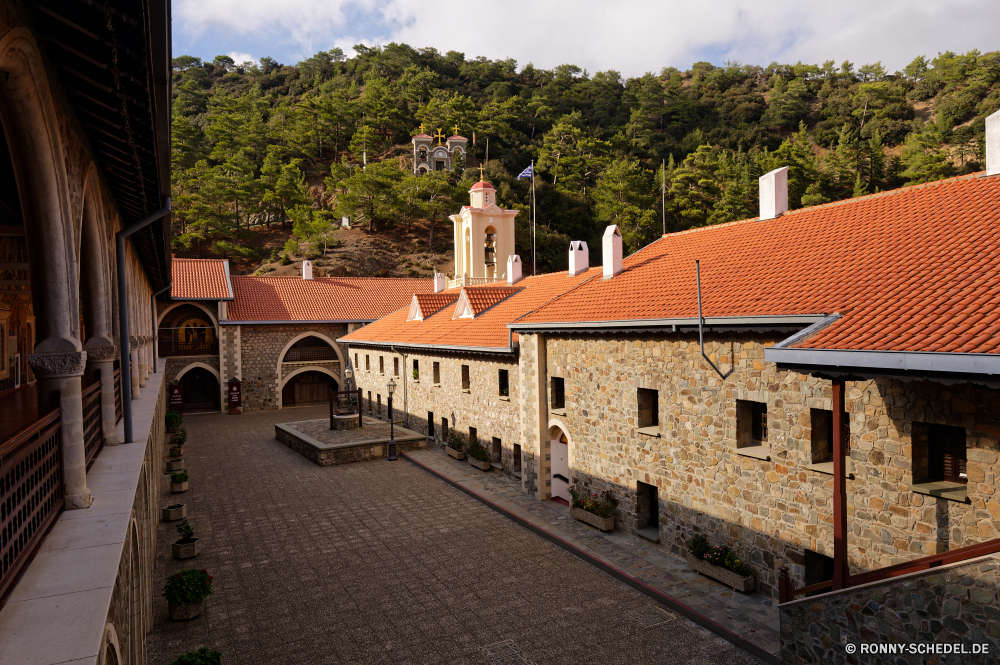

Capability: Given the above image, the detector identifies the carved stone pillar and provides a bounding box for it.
[28,348,92,509]
[84,339,119,445]
[129,338,141,399]
[137,337,147,387]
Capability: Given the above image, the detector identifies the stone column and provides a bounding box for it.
[28,350,93,509]
[130,341,141,399]
[137,338,147,387]
[84,341,120,445]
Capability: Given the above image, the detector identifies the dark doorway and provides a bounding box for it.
[180,367,220,412]
[636,480,659,542]
[804,550,835,597]
[282,371,337,407]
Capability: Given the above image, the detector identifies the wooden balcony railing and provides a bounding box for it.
[0,410,63,601]
[283,347,338,362]
[778,537,1000,603]
[158,339,219,357]
[114,368,122,424]
[82,381,103,470]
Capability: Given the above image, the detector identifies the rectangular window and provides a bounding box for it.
[513,444,522,473]
[636,480,658,541]
[499,369,509,397]
[637,388,658,428]
[365,355,370,371]
[810,409,833,463]
[413,359,419,380]
[928,423,967,484]
[377,394,381,416]
[393,357,399,376]
[492,437,502,464]
[379,356,384,374]
[461,365,470,390]
[367,391,371,412]
[354,353,358,370]
[737,400,767,448]
[441,417,448,439]
[468,427,478,447]
[551,377,565,410]
[433,362,440,385]
[428,412,434,437]
[804,550,835,597]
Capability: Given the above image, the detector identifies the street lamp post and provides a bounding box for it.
[386,377,397,461]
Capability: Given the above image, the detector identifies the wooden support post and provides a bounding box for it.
[778,566,791,603]
[832,378,849,590]
[357,387,362,429]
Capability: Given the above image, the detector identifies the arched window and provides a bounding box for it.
[418,146,427,161]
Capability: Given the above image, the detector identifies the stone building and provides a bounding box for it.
[412,128,467,174]
[344,128,1000,658]
[162,257,434,413]
[0,1,172,662]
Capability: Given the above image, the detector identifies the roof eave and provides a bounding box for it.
[223,319,373,325]
[508,314,828,332]
[765,347,1000,380]
[337,338,515,355]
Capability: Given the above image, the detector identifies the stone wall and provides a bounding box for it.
[780,554,1000,664]
[527,331,1000,600]
[163,356,221,392]
[349,346,522,477]
[223,323,348,411]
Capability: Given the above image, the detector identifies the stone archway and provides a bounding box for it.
[156,301,219,330]
[173,362,221,412]
[278,365,340,409]
[547,420,574,503]
[276,331,344,379]
[0,28,90,508]
[174,361,221,384]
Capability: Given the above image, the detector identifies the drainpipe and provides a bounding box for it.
[150,283,171,373]
[117,198,171,443]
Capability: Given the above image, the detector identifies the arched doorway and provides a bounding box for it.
[281,370,337,407]
[550,426,570,504]
[178,366,219,412]
[157,303,217,356]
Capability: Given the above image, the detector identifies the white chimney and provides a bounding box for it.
[987,109,1000,177]
[759,167,788,220]
[602,226,622,280]
[507,255,522,285]
[302,260,313,280]
[568,241,589,276]
[433,272,446,293]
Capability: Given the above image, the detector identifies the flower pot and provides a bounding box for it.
[446,447,466,460]
[570,506,615,531]
[162,504,187,521]
[467,456,491,471]
[166,458,184,472]
[171,481,189,493]
[172,538,201,559]
[685,552,755,592]
[168,599,204,621]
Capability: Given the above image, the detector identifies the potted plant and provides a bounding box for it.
[171,469,189,493]
[568,486,617,531]
[166,453,184,472]
[171,648,221,665]
[466,440,491,471]
[162,503,187,521]
[445,431,466,460]
[686,535,755,592]
[172,519,201,559]
[163,568,213,620]
[170,427,187,448]
[165,410,182,433]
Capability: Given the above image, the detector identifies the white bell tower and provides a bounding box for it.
[449,179,519,282]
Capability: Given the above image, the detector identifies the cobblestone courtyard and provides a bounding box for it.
[147,407,764,665]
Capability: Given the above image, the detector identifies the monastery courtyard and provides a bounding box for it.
[146,407,766,665]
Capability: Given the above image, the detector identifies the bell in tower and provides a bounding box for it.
[448,177,519,284]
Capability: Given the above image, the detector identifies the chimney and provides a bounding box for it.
[507,255,522,285]
[302,260,313,280]
[433,272,446,293]
[602,226,622,280]
[568,241,589,276]
[759,166,789,220]
[987,109,1000,177]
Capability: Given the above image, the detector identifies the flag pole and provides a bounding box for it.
[661,158,666,235]
[531,160,536,276]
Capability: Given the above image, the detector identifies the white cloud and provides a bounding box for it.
[226,52,258,66]
[176,0,1000,76]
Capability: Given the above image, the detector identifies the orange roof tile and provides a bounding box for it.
[409,293,460,320]
[513,173,1000,355]
[461,286,520,316]
[340,270,600,351]
[171,259,232,300]
[227,276,435,323]
[470,181,495,191]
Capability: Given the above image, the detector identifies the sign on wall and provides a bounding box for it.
[228,378,241,409]
[169,384,183,412]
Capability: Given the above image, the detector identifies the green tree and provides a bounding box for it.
[593,158,655,252]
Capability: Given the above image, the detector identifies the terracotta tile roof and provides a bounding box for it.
[413,134,432,139]
[408,293,460,321]
[460,286,520,316]
[340,270,600,350]
[171,258,232,300]
[514,173,1000,354]
[470,181,495,191]
[448,135,467,140]
[227,276,435,323]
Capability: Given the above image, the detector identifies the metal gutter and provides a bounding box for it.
[765,347,1000,376]
[508,314,827,332]
[150,283,171,373]
[771,314,842,348]
[336,338,515,355]
[223,319,374,325]
[223,259,235,299]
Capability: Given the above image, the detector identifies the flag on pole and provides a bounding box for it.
[517,164,533,179]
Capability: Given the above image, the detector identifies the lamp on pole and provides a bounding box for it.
[386,377,397,461]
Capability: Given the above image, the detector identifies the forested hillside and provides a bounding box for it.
[170,46,1000,274]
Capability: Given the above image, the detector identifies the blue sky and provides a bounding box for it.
[173,0,1000,76]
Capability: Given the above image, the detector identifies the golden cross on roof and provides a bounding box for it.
[452,124,460,137]
[418,122,426,134]
[479,165,484,180]
[434,128,446,145]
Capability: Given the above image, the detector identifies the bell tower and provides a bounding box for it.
[449,178,519,282]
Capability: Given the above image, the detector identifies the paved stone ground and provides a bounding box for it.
[405,447,781,657]
[147,407,766,665]
[286,416,424,445]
